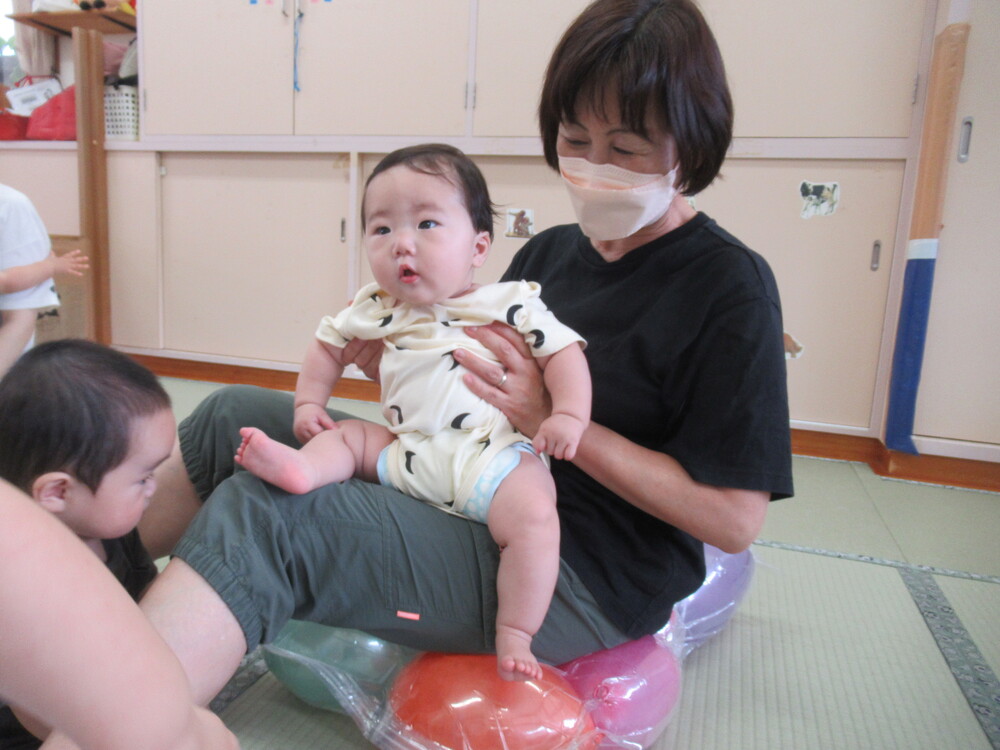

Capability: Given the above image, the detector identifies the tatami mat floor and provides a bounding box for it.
[162,378,1000,749]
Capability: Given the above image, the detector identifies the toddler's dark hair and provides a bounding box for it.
[0,339,171,492]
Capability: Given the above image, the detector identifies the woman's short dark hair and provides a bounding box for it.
[539,0,733,195]
[0,339,171,493]
[362,143,499,239]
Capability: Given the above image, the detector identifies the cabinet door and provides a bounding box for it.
[141,1,294,135]
[472,0,591,137]
[695,159,905,431]
[700,0,926,137]
[914,0,1000,450]
[0,151,79,235]
[160,154,351,364]
[108,151,161,349]
[294,1,469,136]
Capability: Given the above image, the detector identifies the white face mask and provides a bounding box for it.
[559,155,679,241]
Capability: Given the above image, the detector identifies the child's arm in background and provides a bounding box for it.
[533,342,591,460]
[0,250,88,295]
[0,479,239,750]
[292,337,350,445]
[0,309,37,377]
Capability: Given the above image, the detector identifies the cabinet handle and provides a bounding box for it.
[340,219,347,243]
[870,240,882,271]
[958,117,973,163]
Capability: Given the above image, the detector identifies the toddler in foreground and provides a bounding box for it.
[0,339,176,747]
[236,143,591,681]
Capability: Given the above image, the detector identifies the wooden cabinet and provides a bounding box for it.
[141,1,469,137]
[107,151,160,348]
[140,1,293,136]
[701,0,926,137]
[157,153,352,364]
[0,149,80,235]
[472,1,590,137]
[471,0,926,139]
[294,1,469,137]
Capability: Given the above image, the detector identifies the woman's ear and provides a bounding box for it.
[471,231,491,268]
[31,472,75,515]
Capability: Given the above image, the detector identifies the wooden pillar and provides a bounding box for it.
[910,23,971,242]
[72,27,111,344]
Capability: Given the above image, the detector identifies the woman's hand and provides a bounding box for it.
[456,322,551,437]
[341,337,383,383]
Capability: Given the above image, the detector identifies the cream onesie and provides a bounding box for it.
[316,280,585,518]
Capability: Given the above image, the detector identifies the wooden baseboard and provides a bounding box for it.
[130,357,998,494]
[129,355,381,403]
[792,429,999,493]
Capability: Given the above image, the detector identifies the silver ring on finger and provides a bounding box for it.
[497,371,508,389]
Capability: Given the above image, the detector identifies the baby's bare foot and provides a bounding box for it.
[235,427,317,494]
[495,626,543,682]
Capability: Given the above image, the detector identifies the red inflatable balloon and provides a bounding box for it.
[390,653,601,750]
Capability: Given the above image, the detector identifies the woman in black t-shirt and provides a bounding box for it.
[136,0,792,704]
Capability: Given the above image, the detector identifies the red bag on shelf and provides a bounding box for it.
[26,85,76,141]
[0,111,30,140]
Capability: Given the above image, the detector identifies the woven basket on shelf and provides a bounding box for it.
[104,85,139,140]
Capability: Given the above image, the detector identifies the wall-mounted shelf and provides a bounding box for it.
[8,9,135,37]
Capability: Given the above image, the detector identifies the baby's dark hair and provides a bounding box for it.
[0,339,171,493]
[362,143,499,240]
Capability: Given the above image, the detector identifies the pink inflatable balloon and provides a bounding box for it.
[560,631,682,749]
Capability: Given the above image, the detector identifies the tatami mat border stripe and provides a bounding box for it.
[756,539,1000,748]
[898,568,1000,749]
[754,539,1000,584]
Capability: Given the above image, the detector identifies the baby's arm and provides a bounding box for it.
[0,250,88,295]
[533,343,591,460]
[292,337,349,444]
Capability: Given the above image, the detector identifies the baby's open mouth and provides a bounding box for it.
[400,266,418,282]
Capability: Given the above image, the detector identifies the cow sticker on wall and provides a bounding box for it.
[505,209,535,238]
[799,181,840,219]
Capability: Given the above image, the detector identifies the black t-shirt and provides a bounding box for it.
[501,214,793,638]
[0,530,156,749]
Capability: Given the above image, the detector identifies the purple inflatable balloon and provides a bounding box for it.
[671,544,755,654]
[560,617,683,749]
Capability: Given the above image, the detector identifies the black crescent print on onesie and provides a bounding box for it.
[530,329,546,349]
[378,313,394,327]
[478,437,491,453]
[451,413,470,430]
[404,451,416,474]
[505,305,523,326]
[389,405,403,424]
[441,351,460,370]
